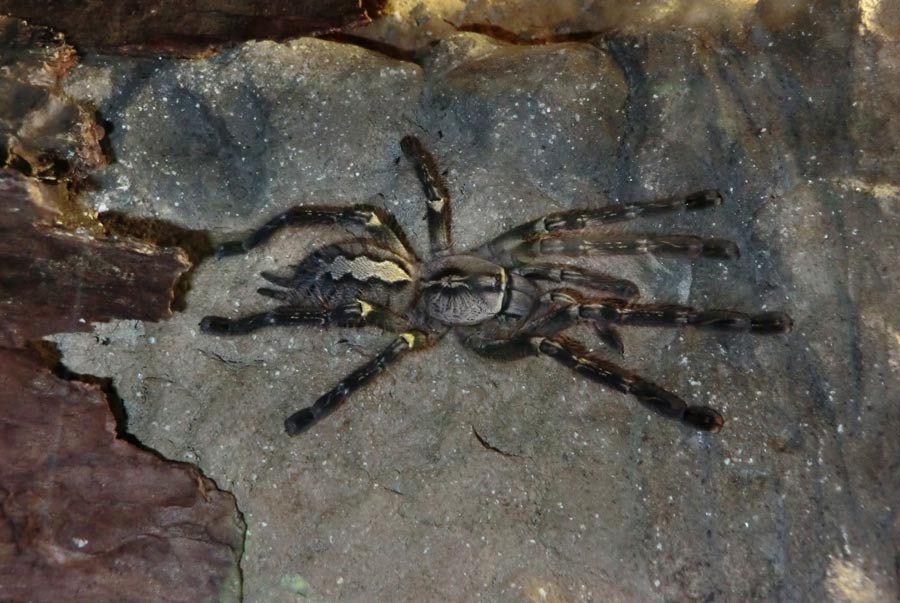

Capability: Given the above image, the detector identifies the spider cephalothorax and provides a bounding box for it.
[201,136,791,436]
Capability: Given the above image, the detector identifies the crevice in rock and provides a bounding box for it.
[453,22,605,45]
[471,424,523,459]
[99,211,214,312]
[316,32,420,64]
[27,339,151,451]
[605,35,650,200]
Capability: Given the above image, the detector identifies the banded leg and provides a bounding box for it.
[512,262,640,300]
[535,335,724,431]
[199,299,405,335]
[285,330,429,435]
[576,298,793,334]
[401,135,452,255]
[214,205,411,257]
[479,189,723,260]
[513,233,739,261]
[521,289,626,354]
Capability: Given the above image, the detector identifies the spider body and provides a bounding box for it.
[201,136,791,437]
[422,255,537,326]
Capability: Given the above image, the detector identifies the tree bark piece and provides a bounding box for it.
[0,0,386,56]
[0,347,244,603]
[0,169,190,346]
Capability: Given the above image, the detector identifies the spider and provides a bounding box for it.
[200,136,791,436]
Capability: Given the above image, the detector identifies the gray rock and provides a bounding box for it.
[55,15,899,603]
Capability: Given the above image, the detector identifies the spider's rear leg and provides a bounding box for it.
[285,330,430,435]
[199,299,402,335]
[479,190,723,261]
[401,135,452,256]
[213,205,412,258]
[534,335,724,431]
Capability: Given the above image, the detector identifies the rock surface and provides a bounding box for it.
[53,3,899,602]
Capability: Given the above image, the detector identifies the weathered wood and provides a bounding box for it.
[0,169,190,346]
[0,0,386,55]
[0,346,244,603]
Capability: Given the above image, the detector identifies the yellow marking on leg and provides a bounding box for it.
[400,331,422,349]
[491,266,509,314]
[357,300,374,317]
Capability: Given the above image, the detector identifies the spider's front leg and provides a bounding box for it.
[401,135,453,256]
[521,288,791,354]
[214,205,412,258]
[478,190,732,263]
[514,233,739,262]
[285,330,431,435]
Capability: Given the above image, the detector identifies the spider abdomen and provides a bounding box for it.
[201,136,790,437]
[278,242,418,309]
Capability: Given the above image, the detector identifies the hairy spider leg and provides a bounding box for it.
[478,189,724,263]
[401,135,453,256]
[285,330,430,435]
[214,205,413,258]
[256,287,293,302]
[199,299,406,335]
[574,297,793,334]
[512,233,739,262]
[534,335,725,431]
[522,292,626,354]
[511,262,640,300]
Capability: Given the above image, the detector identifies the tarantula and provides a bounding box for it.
[200,136,791,436]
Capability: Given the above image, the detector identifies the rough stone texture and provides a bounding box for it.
[53,2,899,602]
[0,347,245,603]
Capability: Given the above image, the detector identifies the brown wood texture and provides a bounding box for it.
[0,170,190,347]
[0,347,244,603]
[0,0,386,55]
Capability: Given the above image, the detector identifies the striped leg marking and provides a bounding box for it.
[199,300,391,335]
[534,335,724,431]
[577,300,793,334]
[214,205,411,257]
[401,135,453,255]
[285,331,429,435]
[515,234,739,261]
[481,190,723,260]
